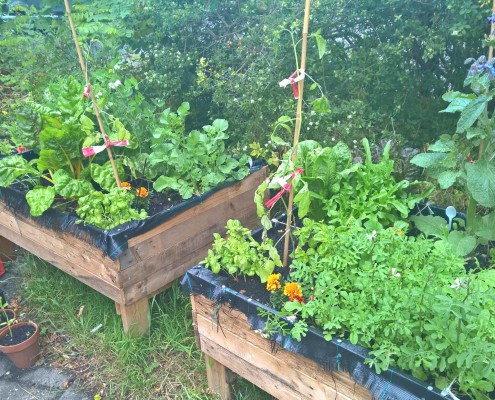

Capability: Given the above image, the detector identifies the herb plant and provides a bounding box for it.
[203,219,282,283]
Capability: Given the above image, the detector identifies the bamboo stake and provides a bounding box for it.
[283,0,311,267]
[63,0,122,188]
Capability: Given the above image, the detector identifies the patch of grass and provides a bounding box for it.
[15,252,274,400]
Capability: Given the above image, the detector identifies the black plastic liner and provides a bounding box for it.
[181,265,446,400]
[0,161,264,260]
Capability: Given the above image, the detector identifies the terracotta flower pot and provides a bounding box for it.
[0,308,16,336]
[0,321,40,369]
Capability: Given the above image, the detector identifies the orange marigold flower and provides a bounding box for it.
[266,273,281,292]
[292,294,305,303]
[136,187,149,198]
[284,282,303,301]
[121,182,132,190]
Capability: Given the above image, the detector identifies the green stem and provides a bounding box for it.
[466,196,477,231]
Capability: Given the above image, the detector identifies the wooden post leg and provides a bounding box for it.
[205,355,235,400]
[0,236,17,261]
[119,298,149,336]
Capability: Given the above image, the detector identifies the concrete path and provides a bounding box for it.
[0,355,90,400]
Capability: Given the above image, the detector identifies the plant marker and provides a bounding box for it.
[283,0,311,267]
[63,0,122,188]
[0,259,5,277]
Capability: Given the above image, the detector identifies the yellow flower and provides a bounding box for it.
[266,273,281,292]
[121,182,132,190]
[284,282,303,301]
[136,187,149,198]
[1,110,7,115]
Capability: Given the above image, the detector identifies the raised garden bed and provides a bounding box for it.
[0,165,266,335]
[181,265,446,400]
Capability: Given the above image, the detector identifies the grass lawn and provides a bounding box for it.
[11,252,274,400]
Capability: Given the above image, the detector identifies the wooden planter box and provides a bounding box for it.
[0,167,266,335]
[182,266,445,400]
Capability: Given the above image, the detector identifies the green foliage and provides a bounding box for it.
[256,138,432,230]
[76,187,147,230]
[287,219,495,399]
[149,103,250,199]
[203,219,282,283]
[411,56,495,247]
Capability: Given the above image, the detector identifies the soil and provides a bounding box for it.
[0,324,35,346]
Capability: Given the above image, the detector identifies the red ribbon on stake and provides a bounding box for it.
[82,134,129,158]
[265,168,304,208]
[279,69,305,99]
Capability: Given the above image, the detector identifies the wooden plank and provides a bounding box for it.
[0,220,124,303]
[193,295,373,400]
[0,236,18,261]
[119,297,149,336]
[205,355,234,400]
[127,167,267,248]
[120,198,258,286]
[121,241,213,304]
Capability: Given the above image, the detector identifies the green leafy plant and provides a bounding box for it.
[148,102,250,199]
[76,187,147,230]
[256,138,432,230]
[411,56,495,254]
[282,219,495,399]
[203,219,282,283]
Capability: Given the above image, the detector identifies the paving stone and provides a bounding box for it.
[0,380,59,400]
[59,388,91,400]
[18,366,71,389]
[0,357,11,377]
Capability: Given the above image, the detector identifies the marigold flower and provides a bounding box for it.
[136,187,149,198]
[121,182,132,190]
[266,273,281,292]
[284,282,303,302]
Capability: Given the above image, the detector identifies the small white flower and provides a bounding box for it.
[250,99,255,103]
[242,146,247,151]
[113,64,121,70]
[114,80,122,87]
[450,278,464,289]
[390,268,401,278]
[286,315,297,323]
[309,121,313,126]
[365,230,377,240]
[331,137,336,141]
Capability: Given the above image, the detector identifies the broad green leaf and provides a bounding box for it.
[473,211,495,241]
[53,169,93,199]
[153,175,180,192]
[0,156,38,187]
[311,95,330,114]
[294,185,310,218]
[410,153,447,168]
[410,215,448,238]
[439,91,473,113]
[212,119,229,132]
[177,102,190,117]
[456,94,491,133]
[437,170,460,189]
[90,162,124,192]
[314,30,326,59]
[466,160,495,207]
[448,231,477,256]
[26,186,56,216]
[428,137,456,152]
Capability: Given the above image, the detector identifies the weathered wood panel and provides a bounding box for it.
[192,294,373,400]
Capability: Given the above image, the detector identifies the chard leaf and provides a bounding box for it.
[410,153,447,168]
[26,186,56,216]
[53,169,93,199]
[0,156,38,187]
[90,162,124,192]
[448,231,477,256]
[410,215,448,239]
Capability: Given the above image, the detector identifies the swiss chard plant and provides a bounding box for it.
[148,102,251,199]
[0,76,146,228]
[411,56,495,255]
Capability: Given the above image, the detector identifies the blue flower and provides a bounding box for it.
[488,15,495,23]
